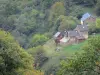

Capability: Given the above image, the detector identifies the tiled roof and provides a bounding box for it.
[67,30,80,37]
[75,25,88,32]
[81,13,91,21]
[54,32,61,38]
[61,31,67,36]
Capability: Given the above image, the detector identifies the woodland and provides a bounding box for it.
[0,0,100,75]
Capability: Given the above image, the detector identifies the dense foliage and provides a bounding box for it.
[57,36,100,75]
[0,0,100,48]
[0,30,43,75]
[27,46,48,69]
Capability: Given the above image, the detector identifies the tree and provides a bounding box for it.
[0,0,19,31]
[63,0,74,15]
[48,2,66,30]
[0,30,43,75]
[73,0,97,6]
[57,36,100,75]
[27,46,48,69]
[96,0,100,16]
[33,0,53,10]
[96,18,100,28]
[29,34,49,47]
[73,0,84,4]
[83,0,97,6]
[70,6,84,19]
[49,2,66,20]
[14,12,37,35]
[55,15,79,31]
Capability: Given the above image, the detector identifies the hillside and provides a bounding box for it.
[1,0,100,75]
[42,38,87,70]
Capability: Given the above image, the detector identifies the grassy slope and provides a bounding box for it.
[42,39,87,71]
[63,41,87,55]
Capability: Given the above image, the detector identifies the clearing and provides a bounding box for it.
[42,39,87,71]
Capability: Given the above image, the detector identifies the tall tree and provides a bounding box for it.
[27,46,48,69]
[48,2,66,32]
[96,0,100,16]
[49,2,66,20]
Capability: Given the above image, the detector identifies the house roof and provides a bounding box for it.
[54,32,61,38]
[67,30,80,37]
[81,13,91,21]
[75,25,88,32]
[61,31,67,36]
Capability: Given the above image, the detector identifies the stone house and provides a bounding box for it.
[67,30,80,43]
[81,13,96,25]
[74,25,88,39]
[65,30,85,44]
[54,12,90,45]
[54,24,88,45]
